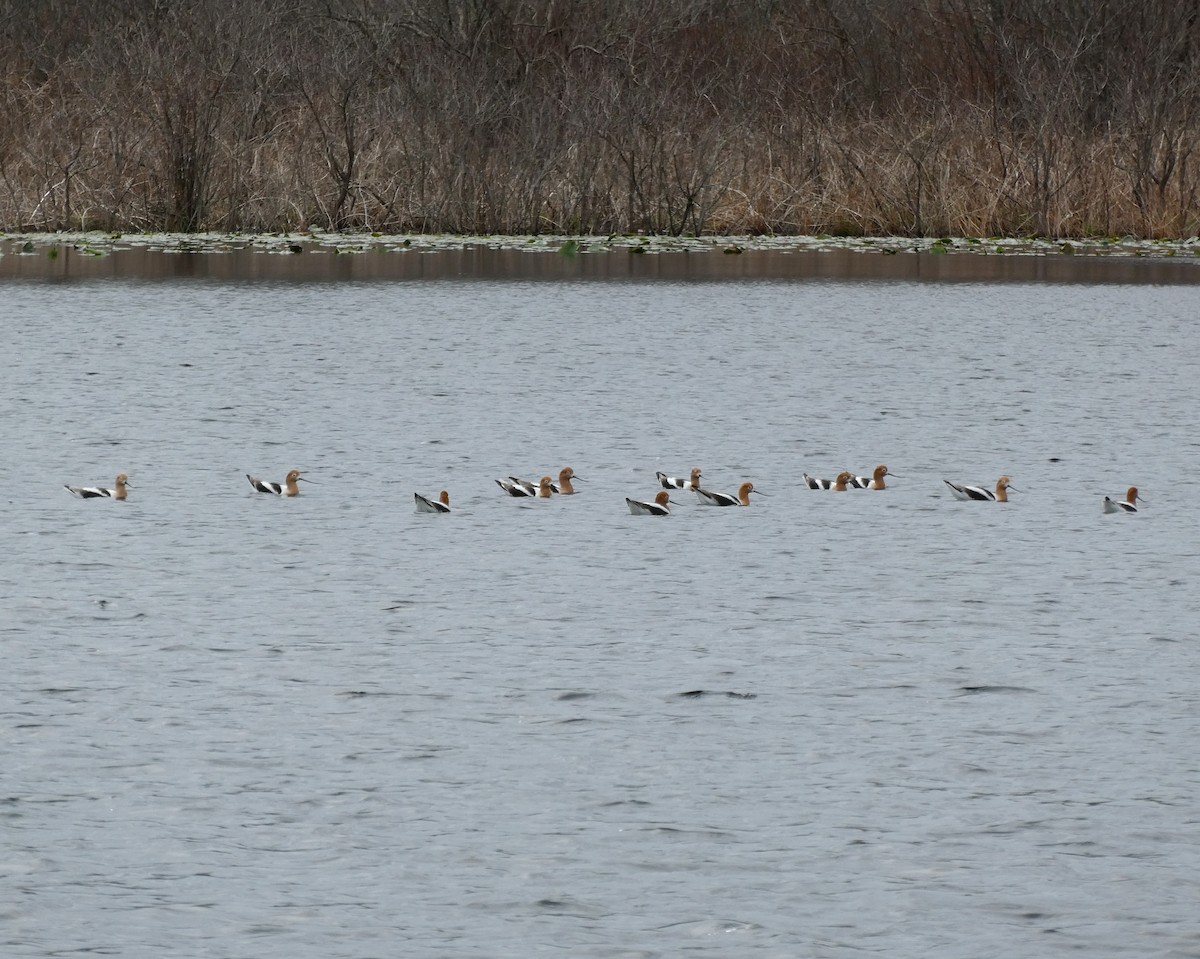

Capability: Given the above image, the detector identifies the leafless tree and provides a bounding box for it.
[1,0,1198,236]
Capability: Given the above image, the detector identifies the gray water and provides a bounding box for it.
[4,259,1200,958]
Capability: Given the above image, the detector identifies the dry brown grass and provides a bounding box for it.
[2,0,1198,238]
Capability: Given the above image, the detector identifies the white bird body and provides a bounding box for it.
[627,490,677,516]
[65,473,130,500]
[496,477,537,497]
[247,470,308,496]
[505,467,578,496]
[944,476,1015,502]
[694,481,764,507]
[657,467,702,490]
[850,465,892,489]
[1103,486,1141,513]
[415,491,451,513]
[497,475,554,498]
[804,471,853,491]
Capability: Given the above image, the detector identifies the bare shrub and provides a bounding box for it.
[0,0,1198,236]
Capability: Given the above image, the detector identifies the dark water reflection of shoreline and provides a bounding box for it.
[3,243,1199,284]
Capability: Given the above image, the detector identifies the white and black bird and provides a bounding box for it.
[944,475,1015,502]
[694,481,766,507]
[626,490,678,516]
[496,475,554,498]
[804,471,854,491]
[656,467,703,490]
[65,472,130,500]
[1103,486,1142,514]
[415,490,452,513]
[849,464,892,489]
[247,469,309,496]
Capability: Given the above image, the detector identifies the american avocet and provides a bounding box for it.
[944,476,1016,502]
[1103,486,1142,514]
[415,490,451,513]
[247,469,309,496]
[804,471,854,491]
[550,467,580,494]
[497,475,554,497]
[850,465,893,489]
[65,473,130,500]
[626,490,678,516]
[507,467,579,495]
[694,481,766,507]
[496,476,537,497]
[657,467,703,490]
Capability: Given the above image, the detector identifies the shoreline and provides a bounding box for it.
[4,230,1200,261]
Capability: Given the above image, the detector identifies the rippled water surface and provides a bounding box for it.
[4,252,1200,958]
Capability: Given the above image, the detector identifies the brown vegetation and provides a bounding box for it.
[2,0,1198,238]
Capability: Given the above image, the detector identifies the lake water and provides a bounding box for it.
[4,246,1200,958]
